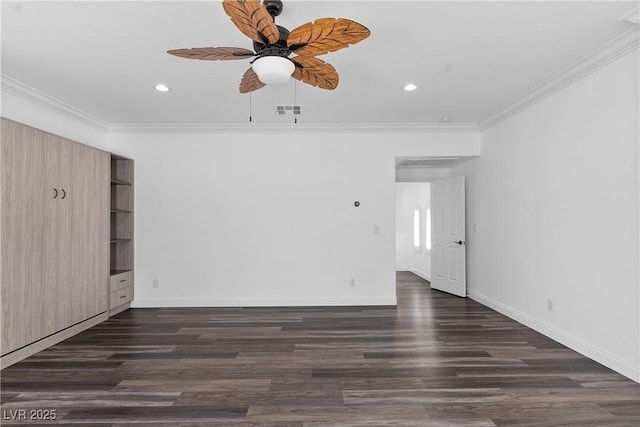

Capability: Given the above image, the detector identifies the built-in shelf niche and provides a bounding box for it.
[110,155,134,277]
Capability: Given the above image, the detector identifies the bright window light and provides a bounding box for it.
[425,206,432,251]
[413,209,421,251]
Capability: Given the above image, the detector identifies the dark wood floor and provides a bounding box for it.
[1,272,638,426]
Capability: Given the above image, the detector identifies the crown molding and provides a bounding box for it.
[107,122,478,134]
[618,6,639,25]
[0,73,109,131]
[479,27,640,130]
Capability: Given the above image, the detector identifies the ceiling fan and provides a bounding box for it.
[167,0,370,93]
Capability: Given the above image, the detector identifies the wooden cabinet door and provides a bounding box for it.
[46,134,109,330]
[67,143,109,324]
[46,134,75,331]
[1,120,57,354]
[2,119,109,355]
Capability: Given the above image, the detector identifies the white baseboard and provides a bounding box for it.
[131,296,397,308]
[469,289,639,383]
[408,266,431,282]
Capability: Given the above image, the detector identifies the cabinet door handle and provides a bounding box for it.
[119,279,126,283]
[119,295,126,299]
[53,188,58,199]
[61,189,66,199]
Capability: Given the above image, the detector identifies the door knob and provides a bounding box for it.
[454,240,465,245]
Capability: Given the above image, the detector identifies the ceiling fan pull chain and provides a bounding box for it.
[249,91,253,123]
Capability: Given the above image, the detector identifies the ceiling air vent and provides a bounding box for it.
[275,105,302,116]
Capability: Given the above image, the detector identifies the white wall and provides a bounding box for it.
[453,49,639,381]
[395,182,431,280]
[108,130,480,307]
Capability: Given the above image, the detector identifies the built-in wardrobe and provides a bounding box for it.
[1,118,133,367]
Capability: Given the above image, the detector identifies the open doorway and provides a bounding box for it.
[395,156,475,293]
[395,182,432,281]
[395,157,452,284]
[394,156,470,284]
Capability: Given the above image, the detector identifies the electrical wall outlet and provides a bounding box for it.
[350,278,357,287]
[153,279,160,289]
[547,298,553,312]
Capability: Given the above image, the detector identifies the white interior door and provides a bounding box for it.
[431,176,466,297]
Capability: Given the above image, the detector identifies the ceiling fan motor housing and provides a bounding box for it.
[263,0,283,17]
[253,25,291,58]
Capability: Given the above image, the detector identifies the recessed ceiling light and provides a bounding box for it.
[154,84,171,93]
[403,83,417,92]
[440,116,451,123]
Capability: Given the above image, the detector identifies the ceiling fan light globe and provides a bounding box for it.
[251,56,294,85]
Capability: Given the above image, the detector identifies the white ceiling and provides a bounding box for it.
[1,1,637,126]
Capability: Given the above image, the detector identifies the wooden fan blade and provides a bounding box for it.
[222,0,279,45]
[167,47,254,60]
[239,67,266,93]
[287,18,370,57]
[291,56,338,90]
